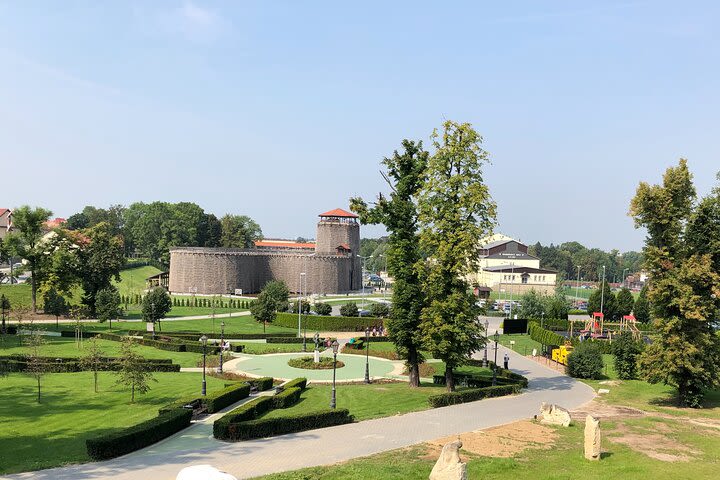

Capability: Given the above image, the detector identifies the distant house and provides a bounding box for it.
[44,217,67,231]
[467,234,557,295]
[0,209,11,240]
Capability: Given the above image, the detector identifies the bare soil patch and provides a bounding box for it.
[430,420,557,458]
[570,400,646,421]
[607,423,700,462]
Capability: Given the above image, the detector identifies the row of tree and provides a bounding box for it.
[529,242,644,283]
[66,202,262,266]
[585,282,650,322]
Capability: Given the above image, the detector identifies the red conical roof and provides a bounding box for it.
[319,208,358,218]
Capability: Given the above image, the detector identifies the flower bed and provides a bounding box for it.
[287,356,344,370]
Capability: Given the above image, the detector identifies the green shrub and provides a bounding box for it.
[612,331,644,380]
[222,409,353,441]
[271,386,302,409]
[339,303,359,317]
[314,302,332,315]
[368,302,390,317]
[567,342,604,379]
[427,384,520,408]
[86,408,192,460]
[266,337,307,344]
[205,383,251,413]
[213,396,273,439]
[248,376,274,391]
[283,377,307,390]
[158,395,204,414]
[527,322,566,347]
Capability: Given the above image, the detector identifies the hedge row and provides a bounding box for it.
[206,383,251,413]
[283,377,308,390]
[0,354,171,364]
[528,321,566,347]
[271,386,302,409]
[60,330,99,339]
[86,408,192,460]
[213,396,274,439]
[157,332,295,340]
[265,337,307,344]
[273,312,384,332]
[247,377,274,391]
[427,384,521,408]
[96,332,221,354]
[1,358,180,373]
[218,408,353,441]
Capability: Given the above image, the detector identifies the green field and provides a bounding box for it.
[237,342,308,354]
[0,335,206,367]
[0,283,33,308]
[497,334,542,355]
[0,372,227,474]
[262,382,450,422]
[114,265,162,297]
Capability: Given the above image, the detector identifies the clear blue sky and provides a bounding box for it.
[2,1,718,252]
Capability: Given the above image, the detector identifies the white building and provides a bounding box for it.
[468,234,557,296]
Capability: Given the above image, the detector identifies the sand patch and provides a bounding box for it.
[570,400,646,421]
[429,420,557,458]
[607,423,700,462]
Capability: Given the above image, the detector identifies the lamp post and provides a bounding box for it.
[298,272,306,345]
[357,255,372,309]
[575,265,581,308]
[482,319,489,367]
[364,327,371,384]
[492,330,499,386]
[219,321,225,374]
[600,265,606,316]
[151,302,155,340]
[508,263,515,319]
[379,254,387,301]
[199,335,208,396]
[330,340,339,408]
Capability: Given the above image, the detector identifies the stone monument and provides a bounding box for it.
[538,402,572,427]
[584,415,601,461]
[313,332,320,363]
[429,439,467,480]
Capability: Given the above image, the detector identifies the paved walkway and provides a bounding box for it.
[4,343,595,480]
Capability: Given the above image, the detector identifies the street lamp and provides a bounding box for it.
[482,319,489,367]
[492,330,499,386]
[575,266,581,308]
[364,328,371,384]
[600,265,606,316]
[508,263,515,319]
[151,301,155,340]
[357,255,372,309]
[199,335,208,396]
[298,272,306,342]
[219,321,225,374]
[330,339,340,408]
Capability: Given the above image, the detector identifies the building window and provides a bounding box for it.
[522,276,528,284]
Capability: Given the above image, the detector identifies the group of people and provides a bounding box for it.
[366,325,385,337]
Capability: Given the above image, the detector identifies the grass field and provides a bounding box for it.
[0,372,227,474]
[114,265,162,297]
[262,382,450,422]
[0,335,205,367]
[498,334,542,355]
[237,342,307,354]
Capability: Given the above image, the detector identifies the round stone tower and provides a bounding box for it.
[315,208,361,289]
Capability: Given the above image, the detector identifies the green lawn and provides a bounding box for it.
[114,265,162,297]
[121,305,249,320]
[0,372,227,474]
[497,334,542,355]
[0,284,33,308]
[262,382,449,422]
[0,335,205,367]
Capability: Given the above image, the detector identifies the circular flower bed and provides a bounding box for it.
[288,356,344,370]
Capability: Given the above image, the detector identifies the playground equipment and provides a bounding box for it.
[619,314,642,341]
[551,343,574,365]
[580,312,605,339]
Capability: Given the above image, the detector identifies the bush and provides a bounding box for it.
[213,396,273,439]
[272,312,383,332]
[368,302,390,317]
[527,321,566,347]
[266,337,307,344]
[271,386,302,408]
[158,395,204,415]
[221,409,353,441]
[287,356,342,370]
[205,383,251,413]
[247,376,274,391]
[314,302,332,315]
[612,331,644,380]
[86,408,192,460]
[283,377,307,390]
[567,342,604,379]
[339,303,359,317]
[427,385,520,408]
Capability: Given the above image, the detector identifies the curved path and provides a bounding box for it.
[4,344,595,480]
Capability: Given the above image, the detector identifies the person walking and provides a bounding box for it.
[503,352,510,370]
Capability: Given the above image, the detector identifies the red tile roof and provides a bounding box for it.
[0,208,9,216]
[44,217,67,229]
[318,208,358,218]
[338,243,351,250]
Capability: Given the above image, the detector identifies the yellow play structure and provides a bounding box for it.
[551,343,574,365]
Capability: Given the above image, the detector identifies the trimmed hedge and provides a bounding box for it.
[158,332,296,340]
[0,356,180,373]
[271,386,301,409]
[266,337,308,344]
[213,396,273,439]
[220,408,353,441]
[428,384,521,408]
[205,383,251,413]
[528,321,566,347]
[59,330,99,339]
[283,377,308,390]
[86,408,192,460]
[247,376,274,391]
[272,312,384,332]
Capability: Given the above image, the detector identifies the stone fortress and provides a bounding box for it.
[168,208,362,295]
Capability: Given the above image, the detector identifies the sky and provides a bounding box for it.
[1,1,719,252]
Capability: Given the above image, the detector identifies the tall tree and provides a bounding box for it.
[631,159,720,407]
[351,140,429,387]
[142,287,172,332]
[77,223,125,316]
[261,280,290,306]
[417,121,496,391]
[633,285,650,323]
[250,290,277,333]
[4,206,53,312]
[587,280,617,320]
[616,287,635,318]
[96,286,121,329]
[43,288,68,330]
[220,214,263,248]
[115,338,156,403]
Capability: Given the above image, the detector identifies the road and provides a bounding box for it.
[3,338,595,480]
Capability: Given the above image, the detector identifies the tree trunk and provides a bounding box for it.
[37,376,41,403]
[407,347,420,388]
[263,321,266,333]
[445,365,455,392]
[56,315,59,330]
[31,267,37,313]
[94,371,98,393]
[131,383,135,403]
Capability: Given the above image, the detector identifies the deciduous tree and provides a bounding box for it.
[79,337,106,393]
[115,337,155,403]
[417,121,496,391]
[633,285,650,323]
[616,287,635,318]
[220,214,263,248]
[96,286,121,329]
[24,329,47,402]
[43,288,68,329]
[251,291,277,333]
[142,287,172,332]
[351,140,428,387]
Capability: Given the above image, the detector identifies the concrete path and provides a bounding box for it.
[3,343,595,480]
